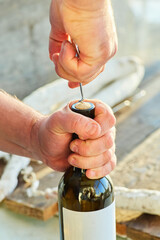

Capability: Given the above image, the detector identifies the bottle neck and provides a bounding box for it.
[73,167,86,175]
[71,101,95,178]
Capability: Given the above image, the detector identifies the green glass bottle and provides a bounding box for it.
[58,101,116,240]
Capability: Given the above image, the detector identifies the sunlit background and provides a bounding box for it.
[0,1,160,239]
[0,0,160,99]
[114,0,160,62]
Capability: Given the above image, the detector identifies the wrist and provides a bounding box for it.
[29,114,46,161]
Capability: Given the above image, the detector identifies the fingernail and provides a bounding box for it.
[86,123,98,136]
[71,144,78,153]
[69,157,76,166]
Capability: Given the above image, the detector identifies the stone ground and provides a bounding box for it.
[0,0,160,99]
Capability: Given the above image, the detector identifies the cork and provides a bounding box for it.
[71,101,95,119]
[75,101,92,110]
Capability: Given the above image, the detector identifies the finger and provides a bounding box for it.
[53,53,104,84]
[49,27,69,59]
[86,153,117,179]
[68,149,112,170]
[67,65,105,88]
[49,35,64,60]
[69,99,116,138]
[47,104,101,140]
[68,82,80,88]
[83,100,116,135]
[94,102,116,134]
[53,41,104,83]
[59,41,100,80]
[53,53,80,82]
[70,129,115,157]
[49,0,69,58]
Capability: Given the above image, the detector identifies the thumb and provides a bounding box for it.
[48,104,101,140]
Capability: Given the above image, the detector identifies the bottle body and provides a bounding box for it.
[58,167,116,240]
[58,101,116,240]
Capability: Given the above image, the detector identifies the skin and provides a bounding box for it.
[0,92,116,179]
[0,0,117,179]
[49,0,118,88]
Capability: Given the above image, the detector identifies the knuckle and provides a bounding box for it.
[111,154,117,170]
[74,71,85,81]
[104,133,114,149]
[78,141,88,156]
[85,141,96,156]
[98,102,116,127]
[109,113,116,128]
[101,49,110,63]
[103,150,111,163]
[108,135,114,148]
[99,45,112,63]
[107,149,112,160]
[103,162,111,175]
[102,155,116,175]
[72,115,84,133]
[78,156,90,169]
[97,154,105,167]
[102,39,118,61]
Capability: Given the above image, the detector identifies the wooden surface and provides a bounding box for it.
[127,214,160,240]
[116,209,142,236]
[116,210,160,240]
[4,162,62,220]
[113,74,160,239]
[115,74,160,161]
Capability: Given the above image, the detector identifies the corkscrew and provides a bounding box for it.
[79,83,84,102]
[74,43,84,102]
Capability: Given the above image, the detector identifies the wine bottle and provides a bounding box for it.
[58,101,116,240]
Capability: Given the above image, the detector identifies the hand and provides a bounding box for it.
[31,100,116,179]
[49,0,118,88]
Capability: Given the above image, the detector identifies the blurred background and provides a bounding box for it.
[0,1,160,240]
[0,0,160,99]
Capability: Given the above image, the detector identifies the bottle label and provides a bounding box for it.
[62,201,116,240]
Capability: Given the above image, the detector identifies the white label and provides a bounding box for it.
[63,201,116,240]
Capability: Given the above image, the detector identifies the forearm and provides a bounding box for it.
[0,91,43,158]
